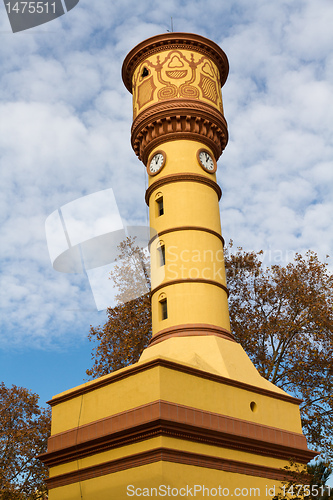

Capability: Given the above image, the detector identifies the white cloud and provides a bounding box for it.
[0,0,332,349]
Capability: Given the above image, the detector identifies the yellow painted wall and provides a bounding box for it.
[151,283,230,333]
[49,459,286,500]
[148,141,222,233]
[50,359,302,438]
[151,180,222,234]
[147,140,230,337]
[50,365,161,434]
[148,140,219,177]
[151,231,227,286]
[158,362,302,433]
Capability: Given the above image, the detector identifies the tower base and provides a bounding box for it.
[41,336,315,499]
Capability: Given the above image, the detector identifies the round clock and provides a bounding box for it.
[197,149,217,173]
[147,151,166,176]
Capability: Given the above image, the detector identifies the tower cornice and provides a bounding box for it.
[131,98,228,163]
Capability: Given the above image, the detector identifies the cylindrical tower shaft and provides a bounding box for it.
[122,33,232,346]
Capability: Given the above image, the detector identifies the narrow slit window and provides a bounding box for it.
[160,299,168,320]
[158,244,166,266]
[157,197,164,216]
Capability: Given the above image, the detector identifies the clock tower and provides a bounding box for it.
[122,33,232,356]
[41,33,315,500]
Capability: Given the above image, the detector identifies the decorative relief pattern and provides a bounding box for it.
[157,84,178,100]
[199,74,218,104]
[132,49,224,117]
[179,82,200,99]
[130,99,228,164]
[122,33,229,94]
[166,70,188,79]
[137,76,156,110]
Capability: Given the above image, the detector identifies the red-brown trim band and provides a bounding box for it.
[145,173,222,205]
[149,226,225,248]
[46,359,302,408]
[132,99,227,145]
[41,399,316,470]
[151,278,229,297]
[45,447,302,490]
[149,324,235,346]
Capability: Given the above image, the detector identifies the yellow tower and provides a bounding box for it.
[41,33,315,500]
[122,32,231,352]
[123,33,232,362]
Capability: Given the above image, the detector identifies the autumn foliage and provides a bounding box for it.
[224,245,333,460]
[86,238,151,378]
[0,383,51,499]
[87,239,333,462]
[273,459,333,499]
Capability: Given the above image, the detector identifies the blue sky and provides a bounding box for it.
[0,0,333,470]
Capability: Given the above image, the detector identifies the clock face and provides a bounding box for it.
[198,150,216,173]
[148,151,166,175]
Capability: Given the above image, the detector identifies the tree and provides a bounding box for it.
[273,459,333,499]
[0,383,51,500]
[86,239,333,462]
[86,237,151,378]
[224,245,333,462]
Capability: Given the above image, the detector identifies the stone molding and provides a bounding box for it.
[42,400,315,469]
[151,278,229,297]
[145,172,222,205]
[148,323,235,346]
[42,400,316,488]
[131,99,228,163]
[149,226,225,249]
[46,447,295,489]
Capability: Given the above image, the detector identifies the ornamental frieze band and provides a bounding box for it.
[132,49,224,117]
[131,99,228,163]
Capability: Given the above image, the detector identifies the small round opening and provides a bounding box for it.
[250,401,257,413]
[141,67,149,78]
